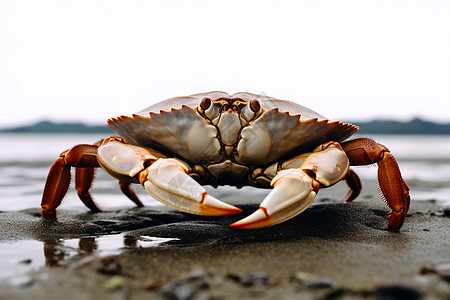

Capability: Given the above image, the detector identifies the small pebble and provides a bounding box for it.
[74,255,122,275]
[225,273,242,283]
[435,262,450,273]
[443,206,450,217]
[420,262,450,283]
[104,276,123,291]
[145,279,165,291]
[18,258,32,264]
[306,277,335,289]
[241,272,270,287]
[158,268,211,300]
[291,271,314,283]
[373,284,424,300]
[323,287,348,300]
[435,262,450,283]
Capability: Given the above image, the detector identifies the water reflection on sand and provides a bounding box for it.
[0,235,178,280]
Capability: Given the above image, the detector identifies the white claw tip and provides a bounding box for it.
[229,208,271,229]
[200,195,242,216]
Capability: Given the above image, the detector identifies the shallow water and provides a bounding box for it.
[0,133,449,281]
[1,133,449,209]
[0,234,178,281]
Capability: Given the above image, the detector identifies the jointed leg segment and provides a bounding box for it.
[342,138,410,230]
[41,141,143,219]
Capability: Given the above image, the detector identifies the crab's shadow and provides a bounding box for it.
[18,200,389,247]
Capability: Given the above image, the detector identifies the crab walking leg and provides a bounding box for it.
[342,138,410,230]
[231,142,350,229]
[73,139,104,212]
[74,167,102,213]
[341,169,362,203]
[118,180,144,207]
[141,158,242,216]
[41,144,101,219]
[74,160,143,209]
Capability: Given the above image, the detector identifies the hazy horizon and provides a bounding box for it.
[1,115,449,132]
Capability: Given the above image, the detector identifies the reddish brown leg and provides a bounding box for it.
[75,167,101,212]
[41,156,71,220]
[41,144,101,219]
[119,181,144,207]
[341,138,410,230]
[341,169,362,203]
[73,139,103,213]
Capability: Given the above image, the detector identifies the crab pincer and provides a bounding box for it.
[97,140,241,216]
[231,142,349,229]
[141,158,242,216]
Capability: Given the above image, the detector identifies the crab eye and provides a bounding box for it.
[250,99,260,112]
[200,97,220,121]
[241,99,261,122]
[200,97,212,110]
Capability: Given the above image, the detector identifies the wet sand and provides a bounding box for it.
[1,179,450,299]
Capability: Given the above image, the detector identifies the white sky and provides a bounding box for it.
[1,0,449,128]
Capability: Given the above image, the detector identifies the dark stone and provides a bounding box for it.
[158,269,210,300]
[373,284,424,300]
[306,277,335,289]
[442,206,450,217]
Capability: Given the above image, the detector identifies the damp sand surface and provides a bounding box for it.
[1,180,450,300]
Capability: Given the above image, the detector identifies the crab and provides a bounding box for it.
[41,92,410,229]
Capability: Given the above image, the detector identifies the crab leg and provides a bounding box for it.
[118,180,144,207]
[42,140,144,219]
[97,141,241,216]
[341,169,362,203]
[73,139,105,212]
[74,166,102,213]
[41,144,101,219]
[74,139,144,209]
[231,142,349,229]
[341,138,410,230]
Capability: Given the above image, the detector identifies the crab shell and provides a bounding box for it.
[107,91,358,187]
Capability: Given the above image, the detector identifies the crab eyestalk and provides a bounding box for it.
[199,97,220,123]
[241,99,261,122]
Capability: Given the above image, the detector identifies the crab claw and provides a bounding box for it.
[143,158,242,216]
[230,169,318,229]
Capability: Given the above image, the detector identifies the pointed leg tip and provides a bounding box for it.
[41,208,57,220]
[229,208,271,229]
[387,210,406,230]
[200,195,242,216]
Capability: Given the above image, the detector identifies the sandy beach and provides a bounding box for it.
[0,179,449,300]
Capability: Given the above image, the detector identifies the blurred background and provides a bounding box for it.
[1,0,449,126]
[1,0,449,212]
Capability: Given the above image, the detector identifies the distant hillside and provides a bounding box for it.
[0,121,113,133]
[0,118,449,134]
[348,118,450,135]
